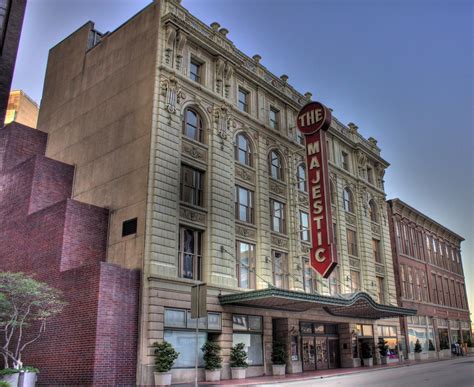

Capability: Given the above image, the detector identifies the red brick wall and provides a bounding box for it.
[0,123,139,385]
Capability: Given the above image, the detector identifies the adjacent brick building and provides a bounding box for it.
[0,0,27,127]
[0,122,139,385]
[387,199,471,359]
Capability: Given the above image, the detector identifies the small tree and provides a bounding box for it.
[466,336,472,348]
[271,341,287,365]
[153,341,179,373]
[230,343,248,368]
[361,341,372,359]
[377,337,388,357]
[428,339,435,351]
[201,341,222,371]
[0,272,66,369]
[414,339,422,353]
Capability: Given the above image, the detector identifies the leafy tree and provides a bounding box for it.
[201,341,222,371]
[414,339,422,353]
[153,341,179,373]
[0,272,66,369]
[377,337,388,357]
[230,343,248,368]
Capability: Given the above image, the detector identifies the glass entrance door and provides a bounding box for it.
[302,337,316,371]
[315,337,329,369]
[328,338,340,368]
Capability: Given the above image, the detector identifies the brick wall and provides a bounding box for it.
[0,123,139,385]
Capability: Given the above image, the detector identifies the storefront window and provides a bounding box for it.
[232,314,263,366]
[438,328,449,350]
[164,330,207,368]
[408,327,427,352]
[291,336,299,361]
[378,325,399,358]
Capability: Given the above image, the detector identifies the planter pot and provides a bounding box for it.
[22,371,38,387]
[467,347,474,354]
[272,364,286,376]
[205,369,221,382]
[362,358,373,367]
[387,357,399,364]
[1,373,20,387]
[414,352,428,361]
[380,356,387,365]
[231,367,246,379]
[154,371,172,386]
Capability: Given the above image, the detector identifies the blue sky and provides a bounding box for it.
[12,0,473,314]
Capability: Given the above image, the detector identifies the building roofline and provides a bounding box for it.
[388,198,464,241]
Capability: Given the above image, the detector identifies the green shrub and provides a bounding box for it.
[361,341,372,359]
[414,339,422,353]
[0,380,11,387]
[201,341,222,371]
[377,338,388,357]
[21,366,39,373]
[271,341,287,365]
[230,343,248,368]
[428,339,435,351]
[152,341,179,373]
[466,336,472,348]
[0,369,20,376]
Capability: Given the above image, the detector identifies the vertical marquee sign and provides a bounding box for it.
[297,101,337,278]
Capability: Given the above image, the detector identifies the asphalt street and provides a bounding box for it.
[260,357,474,387]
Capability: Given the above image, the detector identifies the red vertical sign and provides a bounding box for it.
[297,102,337,278]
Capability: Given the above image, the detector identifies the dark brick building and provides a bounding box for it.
[0,0,27,127]
[387,199,471,360]
[0,122,140,385]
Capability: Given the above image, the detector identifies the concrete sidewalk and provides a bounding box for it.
[175,353,473,386]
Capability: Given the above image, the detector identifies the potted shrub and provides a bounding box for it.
[377,337,389,365]
[413,339,427,360]
[0,368,21,387]
[152,341,179,386]
[271,341,287,376]
[229,343,248,379]
[466,337,473,354]
[202,341,222,382]
[0,380,12,387]
[361,341,373,367]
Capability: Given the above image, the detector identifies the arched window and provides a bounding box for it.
[297,163,306,192]
[183,108,204,143]
[235,133,252,166]
[269,150,283,180]
[369,200,378,223]
[330,180,336,205]
[343,188,354,213]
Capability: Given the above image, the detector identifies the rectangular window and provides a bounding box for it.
[164,330,206,368]
[372,238,382,264]
[235,186,254,224]
[341,151,350,171]
[272,250,288,289]
[329,266,341,295]
[122,218,137,237]
[180,165,204,206]
[296,128,305,145]
[376,277,384,303]
[232,314,263,366]
[346,229,358,256]
[350,270,360,292]
[189,59,201,83]
[421,272,429,302]
[236,241,256,289]
[299,211,310,241]
[450,279,456,308]
[407,267,414,299]
[437,275,444,305]
[270,199,286,234]
[269,107,279,129]
[302,258,314,293]
[431,273,438,304]
[443,277,450,307]
[367,166,374,184]
[426,236,432,263]
[400,264,407,298]
[179,227,202,280]
[238,88,249,112]
[415,270,422,301]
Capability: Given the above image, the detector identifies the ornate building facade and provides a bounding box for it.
[387,199,471,359]
[34,0,415,384]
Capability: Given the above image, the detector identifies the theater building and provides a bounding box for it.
[387,199,471,359]
[33,0,415,384]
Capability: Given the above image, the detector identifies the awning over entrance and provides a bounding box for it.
[219,288,416,319]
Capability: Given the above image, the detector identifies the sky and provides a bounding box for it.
[12,0,473,316]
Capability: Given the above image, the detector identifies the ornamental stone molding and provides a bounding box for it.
[269,180,286,197]
[349,257,360,268]
[345,212,356,226]
[300,244,310,254]
[298,193,309,206]
[235,165,255,184]
[180,207,206,224]
[375,264,385,276]
[161,76,185,114]
[213,103,235,140]
[371,223,381,235]
[271,234,288,249]
[235,224,256,239]
[182,140,207,162]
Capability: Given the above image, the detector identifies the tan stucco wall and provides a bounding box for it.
[37,3,161,269]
